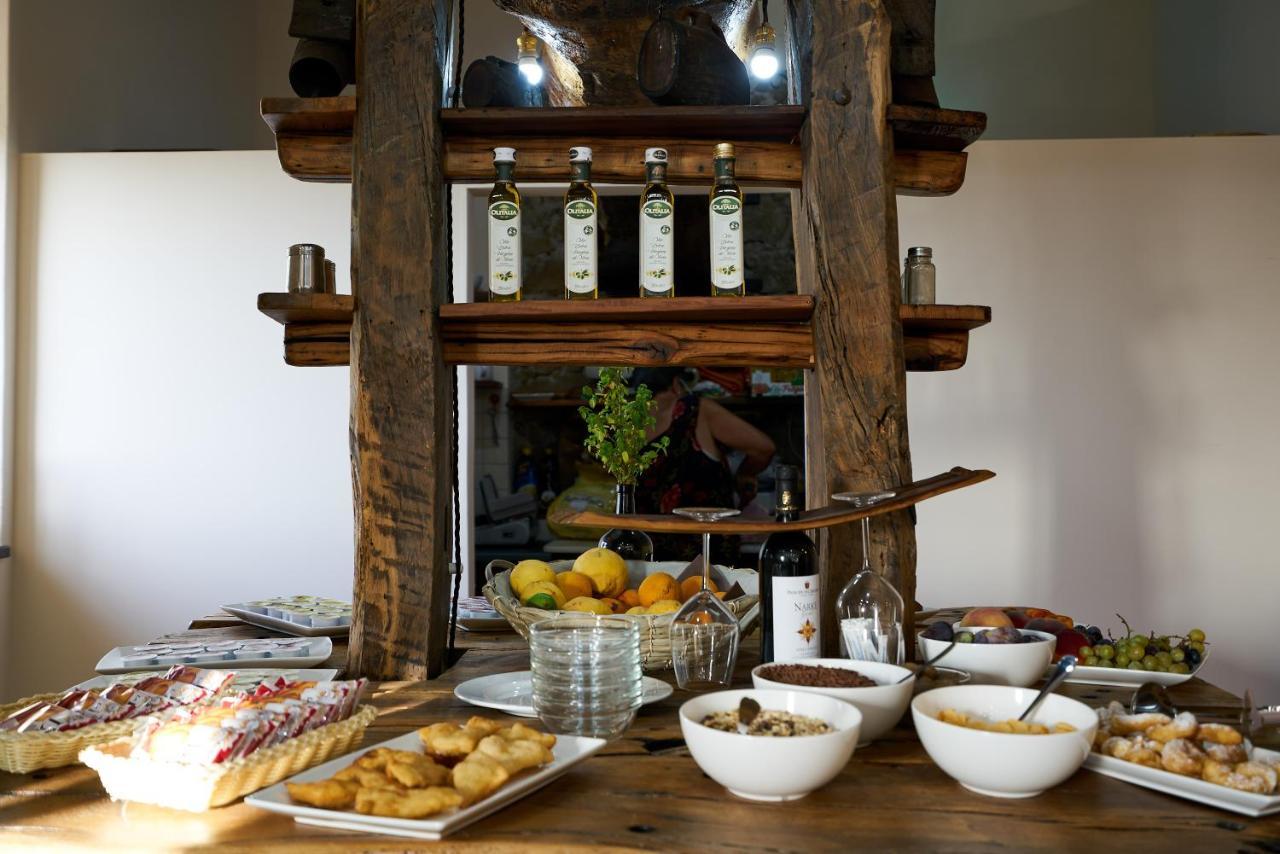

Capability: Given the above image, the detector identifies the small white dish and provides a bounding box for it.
[911,684,1097,798]
[1059,650,1210,688]
[95,637,333,674]
[246,730,606,840]
[679,688,861,802]
[751,659,914,745]
[918,626,1055,687]
[1085,745,1280,817]
[454,670,673,718]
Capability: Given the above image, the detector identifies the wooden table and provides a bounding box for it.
[2,624,1278,851]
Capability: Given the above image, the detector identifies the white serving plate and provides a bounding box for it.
[1085,745,1280,817]
[1059,652,1209,688]
[454,670,673,718]
[73,668,339,693]
[246,730,607,840]
[457,609,511,632]
[222,603,350,638]
[95,637,333,674]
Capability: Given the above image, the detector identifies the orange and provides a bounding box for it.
[599,597,626,614]
[555,570,594,601]
[679,575,718,602]
[619,589,641,608]
[638,572,680,607]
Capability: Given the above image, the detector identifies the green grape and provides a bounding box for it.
[1129,643,1147,661]
[1155,663,1170,672]
[1079,646,1093,659]
[1171,648,1185,663]
[1130,634,1149,647]
[1170,662,1190,674]
[1085,655,1099,666]
[1115,653,1130,667]
[1156,651,1173,667]
[1187,628,1206,643]
[1142,655,1158,670]
[1127,661,1146,671]
[1096,644,1115,660]
[1097,659,1114,668]
[1187,641,1205,653]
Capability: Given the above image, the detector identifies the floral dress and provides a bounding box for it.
[636,395,740,564]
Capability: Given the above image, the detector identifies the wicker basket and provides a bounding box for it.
[80,703,377,812]
[0,693,157,774]
[483,559,760,671]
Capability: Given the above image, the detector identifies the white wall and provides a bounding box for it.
[904,135,1280,701]
[11,152,353,698]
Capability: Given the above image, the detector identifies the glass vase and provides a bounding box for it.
[598,484,654,561]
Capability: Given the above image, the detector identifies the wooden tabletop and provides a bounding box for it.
[2,626,1277,850]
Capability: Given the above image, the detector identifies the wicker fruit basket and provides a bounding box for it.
[80,703,377,812]
[0,693,159,774]
[483,559,760,671]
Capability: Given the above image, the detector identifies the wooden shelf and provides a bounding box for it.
[563,467,994,533]
[509,394,802,409]
[258,295,989,371]
[260,98,977,195]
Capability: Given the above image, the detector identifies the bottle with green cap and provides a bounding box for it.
[487,147,522,302]
[709,142,745,296]
[563,146,599,300]
[639,147,675,297]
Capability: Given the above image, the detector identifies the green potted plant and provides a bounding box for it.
[579,367,669,561]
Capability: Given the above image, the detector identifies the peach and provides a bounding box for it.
[959,607,1014,629]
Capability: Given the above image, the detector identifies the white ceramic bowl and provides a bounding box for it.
[918,627,1055,687]
[679,689,862,802]
[911,684,1097,798]
[750,659,914,745]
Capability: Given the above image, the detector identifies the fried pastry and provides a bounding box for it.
[476,734,554,774]
[386,752,451,788]
[418,719,505,766]
[1197,723,1244,746]
[450,752,511,803]
[1110,712,1170,736]
[285,779,359,809]
[464,716,504,737]
[498,722,557,749]
[355,747,396,771]
[1159,738,1206,776]
[1147,712,1197,743]
[355,785,464,818]
[1101,734,1161,768]
[333,764,403,791]
[1203,760,1275,794]
[1203,741,1249,764]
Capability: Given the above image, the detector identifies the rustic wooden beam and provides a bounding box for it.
[790,0,920,656]
[348,0,453,680]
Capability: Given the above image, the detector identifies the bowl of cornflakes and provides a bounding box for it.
[911,685,1097,798]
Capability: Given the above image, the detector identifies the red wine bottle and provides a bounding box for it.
[758,465,820,663]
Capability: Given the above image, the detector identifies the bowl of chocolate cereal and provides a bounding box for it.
[751,659,915,746]
[679,689,862,802]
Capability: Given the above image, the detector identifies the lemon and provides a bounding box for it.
[646,599,681,615]
[520,580,566,610]
[626,605,648,615]
[562,596,613,615]
[509,560,555,598]
[572,547,628,599]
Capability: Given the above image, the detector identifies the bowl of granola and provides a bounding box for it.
[678,689,861,801]
[751,659,915,746]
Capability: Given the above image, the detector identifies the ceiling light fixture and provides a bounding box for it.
[748,2,779,81]
[516,29,544,86]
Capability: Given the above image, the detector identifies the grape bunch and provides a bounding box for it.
[1075,614,1207,673]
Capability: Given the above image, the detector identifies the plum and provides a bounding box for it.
[978,626,1023,645]
[921,621,953,642]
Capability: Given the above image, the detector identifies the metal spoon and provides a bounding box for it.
[737,696,761,734]
[1130,681,1176,717]
[1018,656,1077,722]
[897,641,957,684]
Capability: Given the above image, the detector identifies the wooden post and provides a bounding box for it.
[788,0,919,656]
[348,0,453,679]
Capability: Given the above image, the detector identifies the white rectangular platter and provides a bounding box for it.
[1085,745,1280,817]
[247,730,606,840]
[95,637,333,674]
[222,601,351,638]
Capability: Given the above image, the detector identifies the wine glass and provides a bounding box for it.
[832,490,905,664]
[669,507,741,689]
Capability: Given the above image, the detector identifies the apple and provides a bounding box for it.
[1025,617,1069,636]
[1003,609,1030,629]
[959,607,1014,629]
[1054,629,1090,662]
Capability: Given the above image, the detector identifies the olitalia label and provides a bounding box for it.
[640,199,674,294]
[771,574,821,660]
[710,196,743,291]
[488,201,521,295]
[564,199,598,294]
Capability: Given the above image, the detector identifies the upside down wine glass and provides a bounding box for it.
[832,490,906,665]
[669,507,741,689]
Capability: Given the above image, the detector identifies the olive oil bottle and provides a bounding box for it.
[639,147,675,297]
[709,142,745,296]
[487,147,522,302]
[563,146,599,299]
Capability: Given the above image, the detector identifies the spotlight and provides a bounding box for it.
[749,21,778,81]
[516,30,543,86]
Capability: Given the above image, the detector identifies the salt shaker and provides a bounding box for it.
[901,246,936,305]
[287,244,327,293]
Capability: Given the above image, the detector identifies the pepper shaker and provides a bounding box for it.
[287,244,327,294]
[902,246,936,305]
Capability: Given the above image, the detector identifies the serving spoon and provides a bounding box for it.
[1018,655,1077,722]
[737,696,761,734]
[897,641,957,684]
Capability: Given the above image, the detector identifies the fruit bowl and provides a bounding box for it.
[482,559,759,671]
[911,684,1097,798]
[750,659,913,746]
[679,689,862,802]
[918,626,1055,688]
